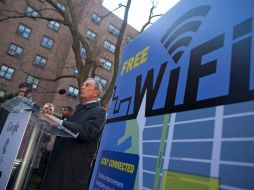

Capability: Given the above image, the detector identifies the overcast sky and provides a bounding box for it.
[102,0,180,31]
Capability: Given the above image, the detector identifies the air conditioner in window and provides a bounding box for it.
[85,36,92,40]
[98,61,105,67]
[8,50,15,55]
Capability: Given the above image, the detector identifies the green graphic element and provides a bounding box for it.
[117,119,139,189]
[161,171,219,190]
[153,114,170,190]
[117,119,139,154]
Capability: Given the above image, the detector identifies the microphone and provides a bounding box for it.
[36,84,66,95]
[58,89,66,95]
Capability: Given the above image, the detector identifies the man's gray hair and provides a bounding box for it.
[87,78,103,97]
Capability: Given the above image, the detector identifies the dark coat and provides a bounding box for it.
[0,107,9,135]
[40,102,106,190]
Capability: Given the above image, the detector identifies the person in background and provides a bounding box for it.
[0,82,30,104]
[18,82,29,97]
[0,82,32,132]
[61,106,73,120]
[25,87,33,100]
[40,103,56,159]
[40,78,106,190]
[28,103,55,190]
[2,82,36,189]
[41,103,54,115]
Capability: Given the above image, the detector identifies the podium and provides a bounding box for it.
[0,97,77,190]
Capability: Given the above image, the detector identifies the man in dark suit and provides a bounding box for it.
[40,78,106,190]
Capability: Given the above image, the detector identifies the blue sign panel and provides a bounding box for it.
[90,0,254,189]
[107,0,254,123]
[92,151,139,190]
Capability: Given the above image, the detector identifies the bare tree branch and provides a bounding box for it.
[140,0,162,33]
[45,0,71,25]
[19,64,77,81]
[1,0,137,107]
[101,3,125,20]
[101,0,132,107]
[43,75,77,81]
[0,5,69,25]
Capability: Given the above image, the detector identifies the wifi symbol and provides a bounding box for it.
[161,5,211,63]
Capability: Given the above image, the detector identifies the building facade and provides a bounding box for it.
[0,0,138,112]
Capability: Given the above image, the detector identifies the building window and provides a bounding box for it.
[73,68,79,76]
[80,48,86,59]
[91,12,102,25]
[57,2,66,11]
[94,75,107,88]
[67,86,79,98]
[8,43,24,57]
[108,23,120,37]
[34,55,47,67]
[26,75,39,89]
[41,36,54,49]
[48,21,60,31]
[85,29,96,41]
[99,58,112,71]
[127,36,134,43]
[103,40,115,53]
[0,90,5,98]
[0,65,15,80]
[16,23,32,39]
[26,6,38,17]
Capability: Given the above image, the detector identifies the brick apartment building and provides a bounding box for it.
[0,0,138,113]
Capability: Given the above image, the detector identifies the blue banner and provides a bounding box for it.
[92,151,139,190]
[90,0,254,189]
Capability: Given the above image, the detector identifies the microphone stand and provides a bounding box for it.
[37,84,57,93]
[36,84,66,95]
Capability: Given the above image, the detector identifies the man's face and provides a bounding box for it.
[18,87,27,97]
[62,108,71,118]
[80,79,98,102]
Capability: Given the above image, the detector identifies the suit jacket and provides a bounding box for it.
[0,107,9,135]
[40,102,106,190]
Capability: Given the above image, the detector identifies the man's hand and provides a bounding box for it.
[37,113,60,127]
[44,114,61,124]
